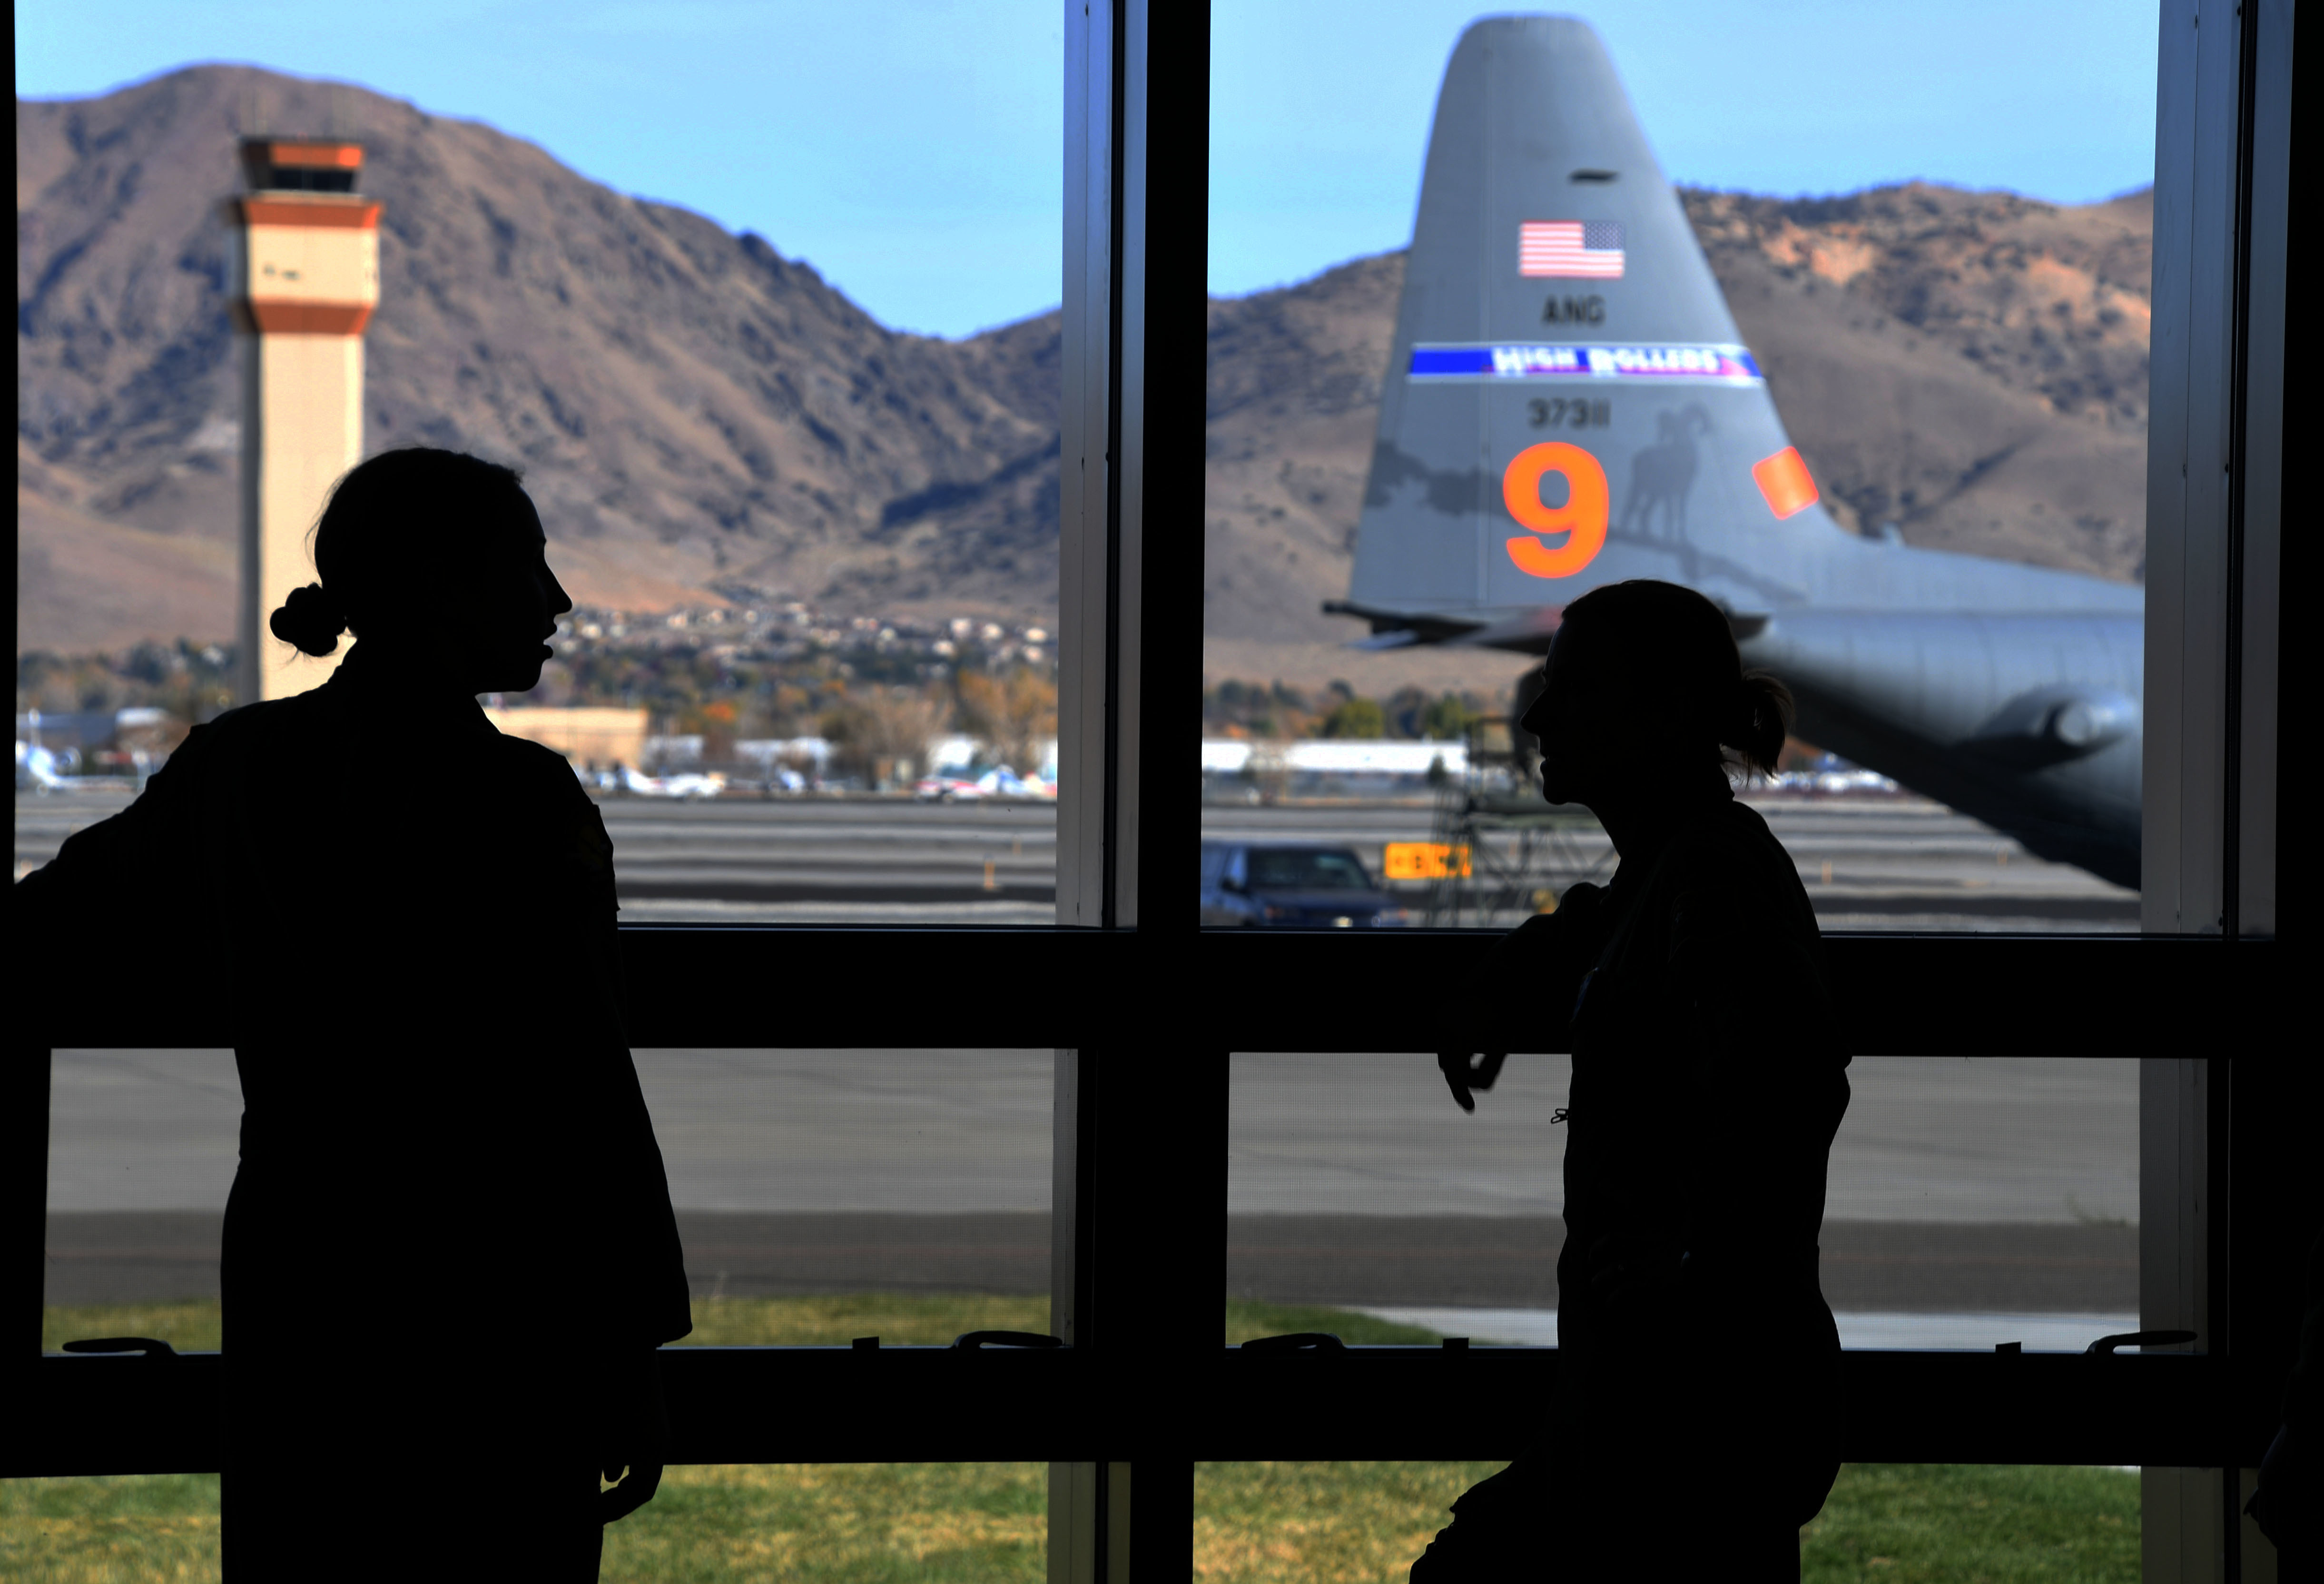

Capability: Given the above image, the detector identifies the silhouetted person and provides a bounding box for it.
[1416,579,1849,1580]
[2251,1229,2324,1576]
[18,448,691,1579]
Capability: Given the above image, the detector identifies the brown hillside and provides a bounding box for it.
[19,64,2149,684]
[17,65,1061,653]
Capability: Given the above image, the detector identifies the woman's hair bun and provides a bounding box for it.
[1728,670,1795,779]
[269,582,348,658]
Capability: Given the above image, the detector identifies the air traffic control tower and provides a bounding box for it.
[222,138,382,701]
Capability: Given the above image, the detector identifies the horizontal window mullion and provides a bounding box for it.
[31,933,2276,1050]
[10,1347,2256,1476]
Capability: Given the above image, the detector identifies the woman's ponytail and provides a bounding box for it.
[269,582,349,657]
[1727,670,1794,779]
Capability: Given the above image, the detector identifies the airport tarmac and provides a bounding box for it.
[43,1048,2138,1341]
[1348,1307,2140,1353]
[1202,793,2139,931]
[19,783,2135,929]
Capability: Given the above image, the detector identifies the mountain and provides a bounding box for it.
[18,64,1061,654]
[20,66,2150,682]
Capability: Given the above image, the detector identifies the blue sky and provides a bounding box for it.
[18,1,2158,337]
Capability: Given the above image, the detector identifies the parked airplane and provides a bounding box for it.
[15,741,138,794]
[914,765,1055,802]
[582,762,727,800]
[1326,18,2142,887]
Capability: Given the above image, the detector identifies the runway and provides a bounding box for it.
[42,1049,2138,1346]
[18,783,2135,929]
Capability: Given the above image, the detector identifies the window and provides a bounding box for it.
[10,3,2289,1581]
[1227,1054,2139,1352]
[15,5,1066,927]
[1202,2,2164,935]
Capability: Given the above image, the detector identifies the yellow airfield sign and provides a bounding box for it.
[1383,842,1472,881]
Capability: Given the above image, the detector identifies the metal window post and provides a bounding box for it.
[1055,0,1211,1574]
[2141,0,2291,1575]
[6,1050,52,1368]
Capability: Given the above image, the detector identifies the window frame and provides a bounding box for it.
[6,1,2295,1579]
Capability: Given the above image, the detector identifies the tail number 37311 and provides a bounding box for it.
[1502,442,1608,579]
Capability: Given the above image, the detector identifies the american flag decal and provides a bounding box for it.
[1519,220,1625,278]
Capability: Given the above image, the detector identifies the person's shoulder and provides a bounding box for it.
[1667,798,1816,923]
[183,693,313,748]
[1712,796,1796,866]
[1666,798,1777,876]
[485,728,581,775]
[129,693,317,785]
[475,735,616,891]
[1512,880,1606,933]
[483,733,599,803]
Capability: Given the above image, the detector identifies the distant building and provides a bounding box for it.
[222,137,382,703]
[1201,738,1467,802]
[1201,739,1468,777]
[483,706,650,767]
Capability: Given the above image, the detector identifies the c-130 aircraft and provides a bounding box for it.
[1326,17,2143,888]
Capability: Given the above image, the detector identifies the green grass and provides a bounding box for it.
[44,1295,1441,1353]
[602,1463,1044,1582]
[41,1302,222,1356]
[1195,1460,1506,1582]
[1801,1463,2140,1583]
[26,1302,2138,1582]
[679,1292,1053,1347]
[0,1476,220,1584]
[38,1294,1054,1355]
[0,1467,1044,1584]
[1222,1302,1443,1347]
[1191,1461,2141,1583]
[0,1462,2145,1584]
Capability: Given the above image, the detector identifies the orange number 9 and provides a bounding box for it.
[1501,442,1609,579]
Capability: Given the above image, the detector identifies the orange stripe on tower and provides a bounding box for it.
[235,199,383,229]
[1751,446,1820,519]
[264,142,363,168]
[241,302,375,335]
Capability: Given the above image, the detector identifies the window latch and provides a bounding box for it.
[952,1331,1064,1351]
[61,1336,179,1358]
[1240,1332,1347,1352]
[2085,1329,2197,1355]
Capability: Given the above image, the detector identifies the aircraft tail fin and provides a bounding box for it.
[1344,16,1850,644]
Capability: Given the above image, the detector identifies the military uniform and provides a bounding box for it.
[21,644,691,1579]
[1415,791,1848,1579]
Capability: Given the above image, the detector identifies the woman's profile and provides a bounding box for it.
[19,447,692,1579]
[1416,579,1850,1579]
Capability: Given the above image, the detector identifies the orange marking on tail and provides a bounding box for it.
[1502,442,1609,579]
[1752,446,1820,519]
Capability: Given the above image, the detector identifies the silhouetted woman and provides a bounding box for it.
[19,448,691,1579]
[1417,579,1850,1580]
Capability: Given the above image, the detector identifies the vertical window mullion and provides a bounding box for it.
[2232,0,2289,939]
[2141,0,2243,937]
[1060,0,1119,931]
[6,1050,51,1368]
